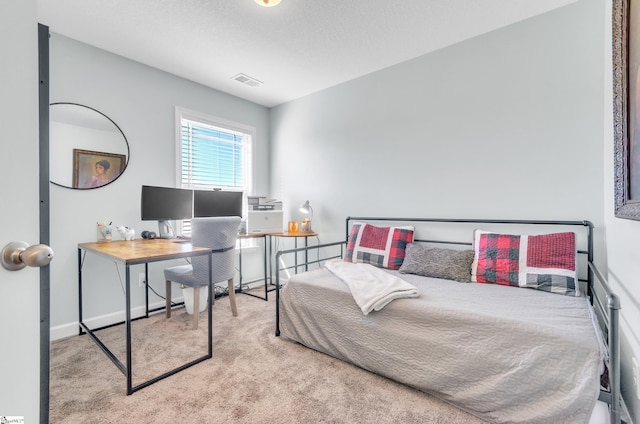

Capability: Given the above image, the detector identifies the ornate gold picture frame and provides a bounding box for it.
[72,149,126,189]
[614,0,640,219]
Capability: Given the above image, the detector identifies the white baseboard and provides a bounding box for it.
[50,298,182,341]
[50,279,267,342]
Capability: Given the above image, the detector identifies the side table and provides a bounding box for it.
[238,231,317,301]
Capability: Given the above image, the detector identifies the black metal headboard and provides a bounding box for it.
[346,217,594,295]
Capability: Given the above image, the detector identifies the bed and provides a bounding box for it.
[274,217,622,424]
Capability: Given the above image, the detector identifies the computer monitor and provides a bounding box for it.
[141,185,193,238]
[193,190,243,218]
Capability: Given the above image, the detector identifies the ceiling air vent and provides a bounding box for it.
[232,73,263,87]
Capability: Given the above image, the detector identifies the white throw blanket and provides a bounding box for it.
[325,260,419,315]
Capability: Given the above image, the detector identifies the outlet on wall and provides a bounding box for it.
[138,273,146,288]
[633,357,640,400]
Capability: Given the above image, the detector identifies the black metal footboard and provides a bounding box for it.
[275,240,345,337]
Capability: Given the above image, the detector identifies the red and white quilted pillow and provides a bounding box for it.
[344,223,414,270]
[471,230,578,296]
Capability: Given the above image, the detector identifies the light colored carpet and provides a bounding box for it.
[50,292,486,423]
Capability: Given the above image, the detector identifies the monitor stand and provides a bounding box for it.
[158,220,175,239]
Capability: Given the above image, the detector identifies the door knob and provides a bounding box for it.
[1,241,54,271]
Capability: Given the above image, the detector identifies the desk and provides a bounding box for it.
[237,231,317,301]
[78,239,213,395]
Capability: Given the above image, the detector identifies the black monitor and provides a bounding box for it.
[141,185,193,238]
[193,190,243,218]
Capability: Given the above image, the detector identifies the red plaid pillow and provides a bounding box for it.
[344,223,414,270]
[471,230,578,296]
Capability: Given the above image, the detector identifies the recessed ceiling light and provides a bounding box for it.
[255,0,281,7]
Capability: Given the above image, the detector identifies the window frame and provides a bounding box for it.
[175,106,256,236]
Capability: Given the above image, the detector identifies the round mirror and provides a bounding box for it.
[50,103,129,189]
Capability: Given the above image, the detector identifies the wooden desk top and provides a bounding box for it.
[78,238,211,264]
[239,231,317,238]
[271,231,318,238]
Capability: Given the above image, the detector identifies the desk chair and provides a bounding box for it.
[164,216,241,329]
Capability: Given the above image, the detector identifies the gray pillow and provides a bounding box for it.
[399,244,474,283]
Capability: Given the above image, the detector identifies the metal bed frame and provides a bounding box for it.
[275,217,622,424]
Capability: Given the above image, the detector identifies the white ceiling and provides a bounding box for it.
[37,0,577,108]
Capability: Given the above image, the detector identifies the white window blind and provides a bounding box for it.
[176,108,254,235]
[180,119,250,190]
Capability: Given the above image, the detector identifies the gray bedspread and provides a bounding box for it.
[279,267,604,424]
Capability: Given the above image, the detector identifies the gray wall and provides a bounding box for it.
[49,34,270,335]
[270,1,604,243]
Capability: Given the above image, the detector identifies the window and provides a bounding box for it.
[176,107,254,234]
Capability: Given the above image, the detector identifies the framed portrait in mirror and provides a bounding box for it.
[72,149,126,189]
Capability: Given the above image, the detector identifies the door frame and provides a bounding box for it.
[38,22,50,424]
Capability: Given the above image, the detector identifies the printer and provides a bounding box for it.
[246,196,283,234]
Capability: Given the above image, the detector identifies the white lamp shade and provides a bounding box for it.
[299,201,313,216]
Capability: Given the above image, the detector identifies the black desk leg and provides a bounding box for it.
[125,265,133,395]
[78,248,83,336]
[239,235,270,302]
[266,236,271,301]
[238,242,243,287]
[144,263,149,317]
[208,254,213,356]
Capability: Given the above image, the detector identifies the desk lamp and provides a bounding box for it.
[299,200,313,232]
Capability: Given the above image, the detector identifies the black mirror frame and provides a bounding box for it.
[49,102,130,190]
